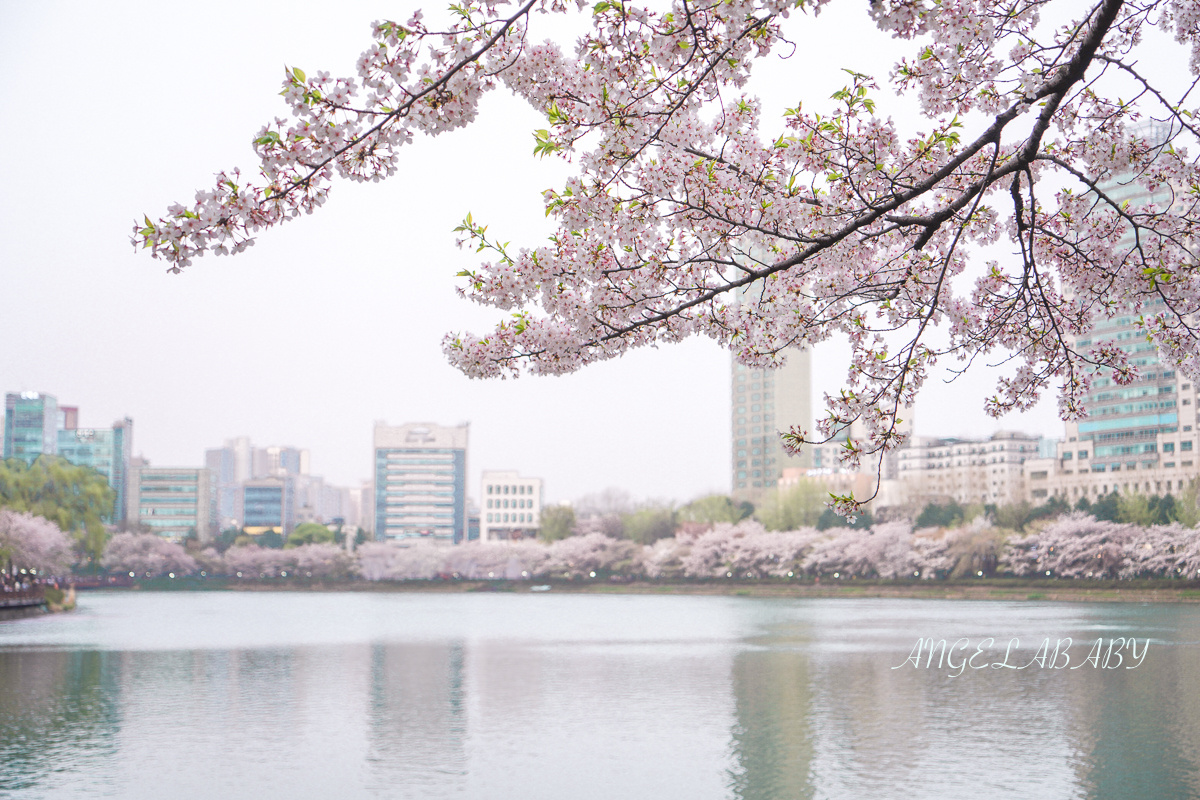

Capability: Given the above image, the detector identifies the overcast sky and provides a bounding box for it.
[0,0,1069,505]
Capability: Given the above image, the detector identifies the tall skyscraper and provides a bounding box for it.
[3,391,59,463]
[205,445,241,529]
[1025,123,1199,502]
[374,422,468,544]
[1049,134,1199,495]
[252,445,308,478]
[731,349,812,497]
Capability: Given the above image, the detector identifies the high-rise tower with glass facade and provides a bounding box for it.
[3,392,59,463]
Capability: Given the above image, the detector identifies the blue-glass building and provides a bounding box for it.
[3,392,59,463]
[374,423,468,544]
[242,476,295,536]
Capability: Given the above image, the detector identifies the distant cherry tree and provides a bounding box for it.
[355,541,444,580]
[0,510,75,577]
[544,533,642,577]
[290,543,355,579]
[444,539,549,578]
[221,545,292,578]
[680,520,821,577]
[138,0,1200,509]
[101,532,198,577]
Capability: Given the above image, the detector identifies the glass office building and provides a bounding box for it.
[55,419,133,524]
[374,422,468,544]
[3,392,59,463]
[242,477,296,536]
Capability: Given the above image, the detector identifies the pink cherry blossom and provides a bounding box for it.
[100,532,198,577]
[0,510,74,576]
[138,0,1200,508]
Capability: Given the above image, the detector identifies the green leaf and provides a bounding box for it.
[292,67,306,83]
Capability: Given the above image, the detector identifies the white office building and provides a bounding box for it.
[480,470,543,541]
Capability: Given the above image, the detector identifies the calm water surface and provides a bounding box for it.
[1,591,1198,799]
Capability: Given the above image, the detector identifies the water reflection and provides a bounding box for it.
[366,642,468,796]
[728,647,815,799]
[0,650,121,795]
[1,593,1199,799]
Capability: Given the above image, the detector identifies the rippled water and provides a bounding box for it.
[1,591,1198,799]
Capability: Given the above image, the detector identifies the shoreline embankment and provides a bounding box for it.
[88,578,1200,604]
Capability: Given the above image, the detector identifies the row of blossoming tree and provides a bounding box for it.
[89,514,1200,582]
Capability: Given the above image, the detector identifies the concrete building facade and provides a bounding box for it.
[129,466,217,542]
[731,348,812,498]
[480,470,542,541]
[895,431,1044,507]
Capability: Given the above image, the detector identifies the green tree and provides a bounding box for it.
[286,522,335,548]
[678,494,751,525]
[990,496,1068,532]
[816,507,873,531]
[537,505,575,542]
[256,530,285,549]
[622,506,677,545]
[1150,494,1176,525]
[755,482,827,531]
[915,500,965,529]
[1091,492,1120,522]
[1173,480,1200,528]
[0,456,114,566]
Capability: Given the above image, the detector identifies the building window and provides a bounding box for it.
[1078,451,1088,459]
[1165,442,1175,452]
[1182,441,1194,451]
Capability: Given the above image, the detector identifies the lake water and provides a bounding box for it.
[1,591,1198,799]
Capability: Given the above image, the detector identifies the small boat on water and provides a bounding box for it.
[530,585,551,592]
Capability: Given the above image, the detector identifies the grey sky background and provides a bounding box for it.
[0,0,1068,504]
